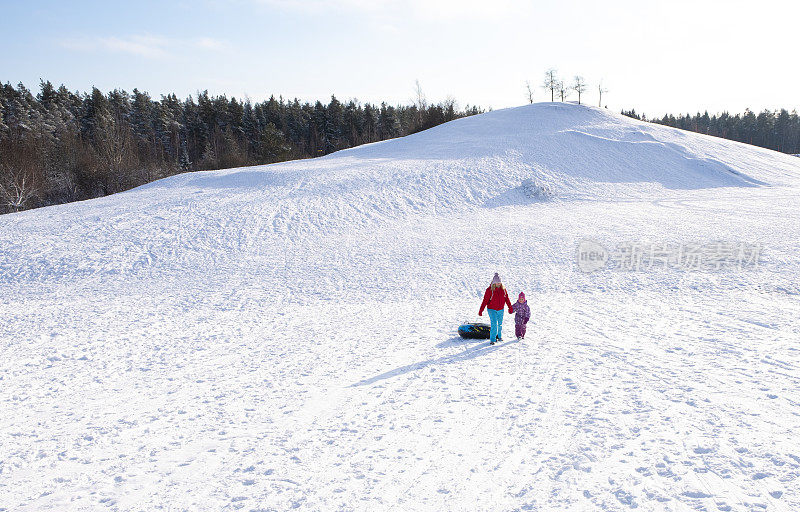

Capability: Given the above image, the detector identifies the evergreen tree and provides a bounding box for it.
[179,139,191,173]
[258,123,292,162]
[0,100,7,133]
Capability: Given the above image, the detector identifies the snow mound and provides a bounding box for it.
[137,102,800,227]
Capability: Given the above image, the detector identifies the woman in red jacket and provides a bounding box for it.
[478,273,514,345]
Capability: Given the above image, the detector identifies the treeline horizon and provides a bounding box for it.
[2,79,799,215]
[621,108,800,155]
[0,80,483,213]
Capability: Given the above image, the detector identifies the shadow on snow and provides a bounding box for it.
[351,336,520,387]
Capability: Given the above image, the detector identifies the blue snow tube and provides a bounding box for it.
[458,322,491,340]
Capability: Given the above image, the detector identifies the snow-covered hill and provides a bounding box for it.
[141,102,799,231]
[2,103,800,511]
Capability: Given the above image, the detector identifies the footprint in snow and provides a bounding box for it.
[613,489,637,508]
[682,490,712,499]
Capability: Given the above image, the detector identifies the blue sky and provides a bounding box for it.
[2,0,798,116]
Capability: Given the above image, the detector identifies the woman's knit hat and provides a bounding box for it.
[491,273,501,286]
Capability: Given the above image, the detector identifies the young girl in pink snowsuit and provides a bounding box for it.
[512,292,531,340]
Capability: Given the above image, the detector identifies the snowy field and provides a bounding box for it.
[2,103,800,511]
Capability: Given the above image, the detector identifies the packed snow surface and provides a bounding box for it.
[2,103,800,511]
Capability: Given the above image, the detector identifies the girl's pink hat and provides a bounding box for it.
[519,292,525,300]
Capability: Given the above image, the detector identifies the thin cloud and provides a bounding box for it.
[194,37,231,50]
[59,35,231,59]
[411,0,524,21]
[253,0,527,21]
[254,0,388,12]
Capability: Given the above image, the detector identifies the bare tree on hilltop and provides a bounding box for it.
[542,69,559,102]
[573,76,587,105]
[598,81,608,108]
[525,81,534,104]
[558,81,569,102]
